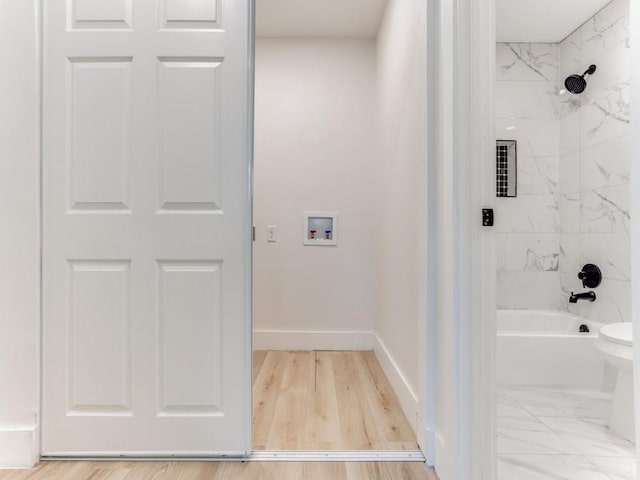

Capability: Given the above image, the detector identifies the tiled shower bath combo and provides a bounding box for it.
[495,0,634,478]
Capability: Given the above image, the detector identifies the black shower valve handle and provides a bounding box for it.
[577,264,602,289]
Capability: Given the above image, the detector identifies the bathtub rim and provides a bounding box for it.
[496,309,603,337]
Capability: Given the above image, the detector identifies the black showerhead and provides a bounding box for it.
[564,64,597,94]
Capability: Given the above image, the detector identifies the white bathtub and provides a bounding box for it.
[497,310,605,388]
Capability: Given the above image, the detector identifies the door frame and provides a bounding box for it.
[422,0,497,478]
[462,0,640,479]
[245,0,257,458]
[630,0,640,471]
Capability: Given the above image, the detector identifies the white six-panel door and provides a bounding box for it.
[42,0,252,456]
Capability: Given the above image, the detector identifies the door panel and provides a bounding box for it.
[42,0,252,456]
[157,260,223,416]
[72,0,133,29]
[157,58,222,212]
[68,260,132,416]
[68,58,132,212]
[160,0,219,29]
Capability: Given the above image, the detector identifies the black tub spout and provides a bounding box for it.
[569,291,596,303]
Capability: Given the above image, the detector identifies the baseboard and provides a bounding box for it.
[373,334,418,435]
[424,427,436,466]
[435,431,450,480]
[415,412,436,466]
[0,427,38,468]
[253,330,374,351]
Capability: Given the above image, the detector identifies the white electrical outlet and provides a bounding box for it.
[267,225,277,242]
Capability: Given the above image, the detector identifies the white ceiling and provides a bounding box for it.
[497,0,613,42]
[257,0,613,42]
[256,0,388,38]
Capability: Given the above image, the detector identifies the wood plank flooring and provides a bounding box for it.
[0,461,437,480]
[0,351,427,479]
[253,351,418,450]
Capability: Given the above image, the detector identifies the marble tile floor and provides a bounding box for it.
[498,388,636,480]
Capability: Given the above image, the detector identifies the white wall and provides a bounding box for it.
[0,0,40,468]
[253,39,378,349]
[374,0,427,424]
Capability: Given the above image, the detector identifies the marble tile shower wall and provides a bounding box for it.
[559,0,631,325]
[495,43,562,310]
[495,0,631,322]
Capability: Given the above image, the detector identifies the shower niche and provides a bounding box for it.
[303,211,338,246]
[496,139,517,197]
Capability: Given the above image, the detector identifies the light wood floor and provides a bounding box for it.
[0,461,437,480]
[253,350,418,450]
[0,351,430,480]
